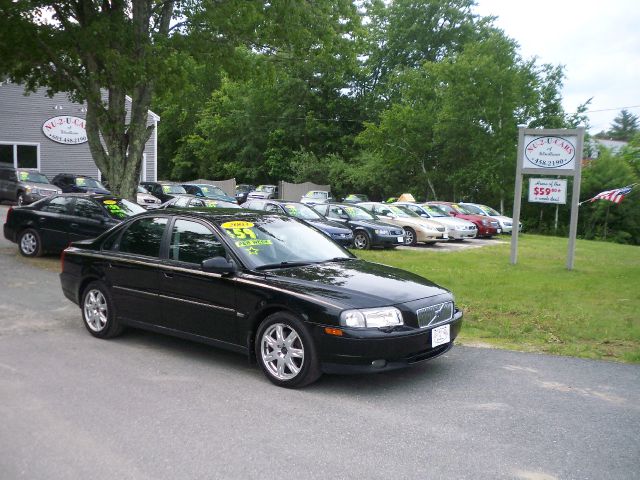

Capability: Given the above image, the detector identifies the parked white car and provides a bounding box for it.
[394,202,478,240]
[136,185,161,209]
[300,190,334,205]
[460,203,521,234]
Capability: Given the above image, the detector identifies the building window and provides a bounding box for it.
[0,143,39,169]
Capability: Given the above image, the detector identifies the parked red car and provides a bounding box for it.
[425,201,501,237]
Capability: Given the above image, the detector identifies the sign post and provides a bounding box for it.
[510,127,585,270]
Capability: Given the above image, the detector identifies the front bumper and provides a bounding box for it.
[449,228,477,240]
[371,232,406,247]
[415,229,446,243]
[316,310,463,374]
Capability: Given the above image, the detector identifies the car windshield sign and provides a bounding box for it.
[459,204,484,215]
[283,203,322,220]
[481,205,500,216]
[162,184,187,194]
[387,205,414,217]
[344,206,374,220]
[102,198,146,219]
[452,204,474,214]
[421,205,447,217]
[218,217,349,269]
[19,171,50,184]
[76,177,104,189]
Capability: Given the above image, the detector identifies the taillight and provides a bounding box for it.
[6,206,12,224]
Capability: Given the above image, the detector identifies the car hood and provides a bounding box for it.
[350,219,400,231]
[430,216,475,228]
[390,216,443,229]
[263,259,449,308]
[306,219,352,234]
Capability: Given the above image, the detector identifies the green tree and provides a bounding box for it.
[606,109,639,141]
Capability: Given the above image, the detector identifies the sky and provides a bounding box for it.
[473,0,640,134]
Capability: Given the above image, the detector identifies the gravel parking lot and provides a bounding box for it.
[1,204,638,480]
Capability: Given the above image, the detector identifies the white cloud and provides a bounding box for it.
[474,0,640,133]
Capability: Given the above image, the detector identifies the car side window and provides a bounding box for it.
[169,219,225,265]
[118,217,168,257]
[327,206,344,219]
[41,196,74,214]
[74,198,105,220]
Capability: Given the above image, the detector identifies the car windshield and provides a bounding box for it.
[237,185,254,193]
[18,171,50,184]
[217,217,350,269]
[282,203,323,220]
[481,205,501,216]
[137,186,149,194]
[431,204,454,214]
[197,185,227,197]
[459,204,485,215]
[101,198,146,219]
[162,184,187,194]
[343,205,374,220]
[419,205,448,217]
[256,185,275,193]
[384,205,416,218]
[306,191,327,199]
[197,199,241,209]
[451,204,474,214]
[76,177,105,189]
[393,205,421,218]
[345,194,368,202]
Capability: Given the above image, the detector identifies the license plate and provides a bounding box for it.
[431,324,450,347]
[497,228,502,233]
[397,236,404,243]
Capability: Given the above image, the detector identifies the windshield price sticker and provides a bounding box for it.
[284,205,298,215]
[76,178,86,186]
[235,239,272,248]
[104,202,126,218]
[204,200,218,207]
[103,200,116,205]
[19,172,29,181]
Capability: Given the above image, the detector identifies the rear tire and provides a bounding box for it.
[81,281,123,339]
[255,312,321,388]
[18,228,42,257]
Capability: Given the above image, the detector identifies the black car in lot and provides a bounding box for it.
[3,194,145,257]
[140,181,188,203]
[52,174,111,195]
[243,199,353,247]
[59,210,462,388]
[312,203,406,249]
[235,184,256,205]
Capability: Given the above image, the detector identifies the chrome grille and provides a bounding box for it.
[490,221,499,227]
[417,302,453,328]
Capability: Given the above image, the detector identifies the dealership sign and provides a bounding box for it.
[528,178,567,204]
[42,116,88,145]
[523,135,577,170]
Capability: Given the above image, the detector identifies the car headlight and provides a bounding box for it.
[374,229,389,235]
[481,219,489,225]
[340,307,404,328]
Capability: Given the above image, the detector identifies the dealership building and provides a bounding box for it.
[0,82,158,182]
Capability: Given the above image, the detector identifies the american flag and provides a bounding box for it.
[589,185,634,204]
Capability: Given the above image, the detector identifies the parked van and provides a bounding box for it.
[0,165,61,205]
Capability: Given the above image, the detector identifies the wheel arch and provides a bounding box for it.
[246,304,304,363]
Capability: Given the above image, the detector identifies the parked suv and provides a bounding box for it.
[300,190,333,205]
[140,181,187,203]
[0,165,61,205]
[52,173,110,194]
[247,184,279,200]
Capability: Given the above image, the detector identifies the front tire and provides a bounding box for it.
[81,281,123,339]
[255,312,321,388]
[404,227,417,246]
[18,228,42,257]
[353,230,371,250]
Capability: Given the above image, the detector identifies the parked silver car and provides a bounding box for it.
[136,185,161,209]
[460,202,521,234]
[300,190,334,205]
[394,202,477,241]
[0,166,61,205]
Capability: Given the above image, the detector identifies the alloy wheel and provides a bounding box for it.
[84,289,108,332]
[260,323,305,380]
[353,233,369,249]
[20,232,37,255]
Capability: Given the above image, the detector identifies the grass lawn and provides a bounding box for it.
[355,235,640,363]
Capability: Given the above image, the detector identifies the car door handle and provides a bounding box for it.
[163,272,174,278]
[70,223,78,229]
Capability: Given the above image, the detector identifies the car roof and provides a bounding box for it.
[135,208,274,222]
[50,193,120,200]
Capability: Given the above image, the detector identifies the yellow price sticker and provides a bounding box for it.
[221,221,254,229]
[103,200,116,205]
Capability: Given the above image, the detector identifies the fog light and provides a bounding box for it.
[371,359,387,369]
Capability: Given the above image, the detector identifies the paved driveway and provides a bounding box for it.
[0,205,638,479]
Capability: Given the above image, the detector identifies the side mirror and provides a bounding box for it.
[202,256,237,274]
[338,214,349,221]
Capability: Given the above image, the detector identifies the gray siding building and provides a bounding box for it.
[0,82,158,182]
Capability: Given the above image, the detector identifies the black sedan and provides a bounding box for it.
[3,194,145,257]
[160,195,242,209]
[243,199,353,246]
[59,210,462,388]
[312,203,406,249]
